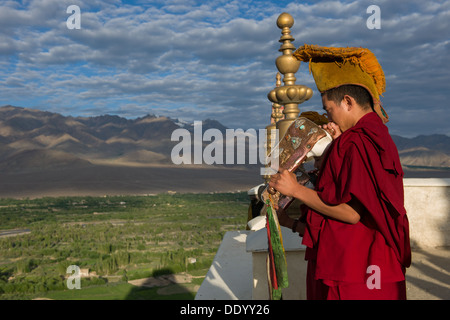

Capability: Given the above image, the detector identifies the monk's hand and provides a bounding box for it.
[268,169,298,198]
[321,122,342,140]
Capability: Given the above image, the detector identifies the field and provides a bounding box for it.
[0,192,249,300]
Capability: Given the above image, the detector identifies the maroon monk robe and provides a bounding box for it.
[301,112,411,300]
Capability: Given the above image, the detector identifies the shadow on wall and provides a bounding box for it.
[124,268,196,300]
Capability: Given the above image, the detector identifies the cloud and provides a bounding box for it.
[0,0,448,137]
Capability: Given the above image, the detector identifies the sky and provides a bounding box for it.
[0,0,449,138]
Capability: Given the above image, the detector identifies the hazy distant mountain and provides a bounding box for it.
[391,134,450,169]
[392,135,450,156]
[398,147,450,168]
[0,105,180,170]
[0,105,449,172]
[0,149,92,172]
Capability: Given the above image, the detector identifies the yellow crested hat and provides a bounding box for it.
[293,44,389,123]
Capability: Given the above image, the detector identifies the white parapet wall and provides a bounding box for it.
[246,226,307,300]
[195,231,253,300]
[404,178,450,248]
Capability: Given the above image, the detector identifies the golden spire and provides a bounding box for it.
[268,13,313,139]
[270,73,284,124]
[270,72,284,127]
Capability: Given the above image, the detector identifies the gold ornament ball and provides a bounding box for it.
[277,12,294,29]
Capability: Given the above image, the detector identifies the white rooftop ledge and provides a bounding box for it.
[403,178,450,248]
[195,231,252,300]
[403,178,450,187]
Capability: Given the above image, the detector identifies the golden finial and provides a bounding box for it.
[268,13,313,138]
[276,72,282,87]
[270,73,284,124]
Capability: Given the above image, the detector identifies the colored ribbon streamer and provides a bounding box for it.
[265,197,288,300]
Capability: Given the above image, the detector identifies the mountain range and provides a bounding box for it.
[0,105,449,172]
[0,105,227,171]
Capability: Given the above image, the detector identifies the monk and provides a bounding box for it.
[269,45,411,300]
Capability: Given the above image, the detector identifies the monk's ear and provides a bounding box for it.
[341,95,356,111]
